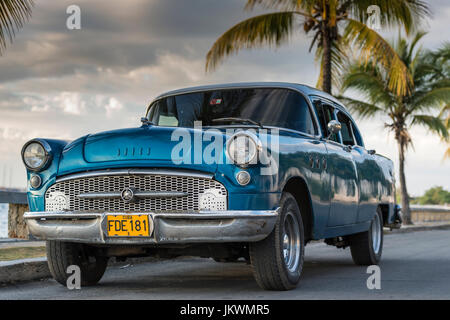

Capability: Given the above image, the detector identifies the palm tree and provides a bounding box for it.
[440,105,450,159]
[433,44,450,159]
[0,0,34,55]
[339,33,450,224]
[206,0,430,95]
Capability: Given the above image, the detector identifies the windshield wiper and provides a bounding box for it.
[211,117,263,128]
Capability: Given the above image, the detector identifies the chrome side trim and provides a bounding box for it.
[77,191,189,200]
[56,169,214,183]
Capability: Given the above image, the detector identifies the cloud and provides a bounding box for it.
[55,92,86,115]
[103,96,124,117]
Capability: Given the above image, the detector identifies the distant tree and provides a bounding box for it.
[412,186,450,205]
[0,0,34,55]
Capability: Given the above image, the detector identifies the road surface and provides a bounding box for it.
[1,229,449,299]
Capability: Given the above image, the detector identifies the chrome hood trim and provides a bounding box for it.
[56,168,214,183]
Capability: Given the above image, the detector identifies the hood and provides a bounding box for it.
[84,126,187,163]
[57,126,228,175]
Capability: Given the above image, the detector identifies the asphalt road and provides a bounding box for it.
[1,229,450,300]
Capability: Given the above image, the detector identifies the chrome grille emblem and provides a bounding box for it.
[121,187,135,202]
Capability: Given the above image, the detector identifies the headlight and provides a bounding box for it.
[226,131,262,165]
[29,174,42,189]
[22,140,51,171]
[236,170,251,186]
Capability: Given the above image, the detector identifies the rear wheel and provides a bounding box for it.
[250,192,305,291]
[349,209,384,265]
[46,241,108,287]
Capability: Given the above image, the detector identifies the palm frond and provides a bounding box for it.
[407,31,427,63]
[440,104,450,160]
[414,63,447,87]
[244,0,315,11]
[411,87,450,112]
[439,104,450,127]
[344,18,412,96]
[412,115,449,140]
[430,42,450,65]
[444,146,450,160]
[348,0,430,35]
[336,96,383,119]
[340,63,395,107]
[206,11,305,72]
[0,0,34,55]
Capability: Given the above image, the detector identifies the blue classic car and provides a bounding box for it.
[22,82,401,290]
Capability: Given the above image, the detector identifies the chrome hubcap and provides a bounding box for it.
[371,213,381,255]
[282,211,301,273]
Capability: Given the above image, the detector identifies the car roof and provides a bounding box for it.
[153,82,347,111]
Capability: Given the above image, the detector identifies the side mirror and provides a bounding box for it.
[327,120,341,139]
[141,117,153,126]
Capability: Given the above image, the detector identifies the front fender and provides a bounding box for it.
[25,138,69,211]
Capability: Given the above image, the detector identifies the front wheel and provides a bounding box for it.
[46,241,108,287]
[349,209,384,265]
[250,192,305,291]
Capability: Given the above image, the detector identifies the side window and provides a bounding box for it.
[267,91,317,135]
[337,112,356,146]
[313,101,340,142]
[351,121,364,147]
[293,94,317,135]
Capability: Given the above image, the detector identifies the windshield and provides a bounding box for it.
[147,88,317,134]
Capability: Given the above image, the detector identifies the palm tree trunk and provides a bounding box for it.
[321,24,332,94]
[398,139,412,224]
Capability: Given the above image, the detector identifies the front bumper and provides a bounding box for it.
[24,209,279,245]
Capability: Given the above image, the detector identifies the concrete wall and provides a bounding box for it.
[8,204,29,239]
[411,206,450,223]
[0,191,29,239]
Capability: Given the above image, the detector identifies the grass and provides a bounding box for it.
[0,246,46,261]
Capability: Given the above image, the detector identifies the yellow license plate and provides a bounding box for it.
[106,215,150,237]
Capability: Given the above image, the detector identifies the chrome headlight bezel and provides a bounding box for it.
[21,139,52,171]
[226,131,262,166]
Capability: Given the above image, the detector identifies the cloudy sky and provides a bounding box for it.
[0,0,449,195]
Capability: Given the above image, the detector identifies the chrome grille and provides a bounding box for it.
[45,172,227,213]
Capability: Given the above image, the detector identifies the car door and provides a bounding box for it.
[338,111,384,223]
[314,100,359,227]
